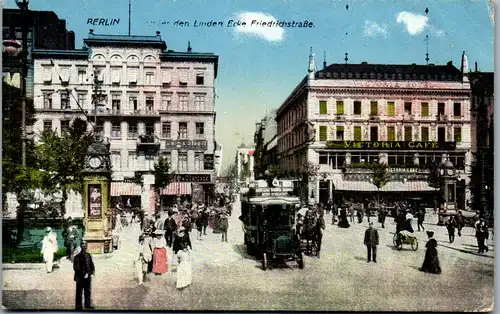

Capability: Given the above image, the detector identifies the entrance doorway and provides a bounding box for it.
[319,181,329,204]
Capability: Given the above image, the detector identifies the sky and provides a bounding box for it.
[4,0,494,172]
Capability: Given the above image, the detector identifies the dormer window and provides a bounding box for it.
[377,73,383,80]
[355,72,361,79]
[397,73,403,80]
[405,74,410,80]
[362,72,368,79]
[391,73,396,80]
[326,72,331,78]
[333,72,338,78]
[384,73,389,79]
[340,72,346,78]
[347,72,353,78]
[369,72,375,79]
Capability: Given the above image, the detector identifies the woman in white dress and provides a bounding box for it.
[176,242,192,290]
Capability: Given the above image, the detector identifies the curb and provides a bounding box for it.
[3,263,45,270]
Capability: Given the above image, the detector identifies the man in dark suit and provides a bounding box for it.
[364,222,379,263]
[73,243,95,310]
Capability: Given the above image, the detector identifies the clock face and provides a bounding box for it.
[89,157,102,169]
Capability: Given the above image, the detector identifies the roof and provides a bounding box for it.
[84,33,167,50]
[315,62,463,82]
[160,52,219,78]
[32,49,89,59]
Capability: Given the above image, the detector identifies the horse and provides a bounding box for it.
[301,211,319,255]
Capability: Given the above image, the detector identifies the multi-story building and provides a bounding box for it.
[235,145,255,185]
[32,30,218,217]
[3,8,75,96]
[253,110,278,179]
[275,51,472,209]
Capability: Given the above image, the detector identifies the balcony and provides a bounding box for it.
[334,114,346,121]
[436,114,447,122]
[164,139,208,151]
[137,133,160,153]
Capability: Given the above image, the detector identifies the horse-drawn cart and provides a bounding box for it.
[239,179,304,270]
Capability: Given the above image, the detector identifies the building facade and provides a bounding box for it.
[2,8,75,96]
[253,110,278,179]
[32,30,218,217]
[275,51,472,209]
[235,145,255,186]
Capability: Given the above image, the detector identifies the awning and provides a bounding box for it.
[161,182,192,195]
[111,182,142,196]
[379,181,438,192]
[332,180,377,192]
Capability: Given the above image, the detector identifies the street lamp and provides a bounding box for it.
[437,156,457,225]
[16,188,31,245]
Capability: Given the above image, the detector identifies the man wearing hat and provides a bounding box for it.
[364,222,379,263]
[41,227,58,273]
[73,242,95,309]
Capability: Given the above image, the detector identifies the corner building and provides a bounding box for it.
[276,53,472,210]
[32,31,218,217]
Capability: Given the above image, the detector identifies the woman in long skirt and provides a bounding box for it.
[420,231,441,274]
[176,243,192,290]
[152,230,168,275]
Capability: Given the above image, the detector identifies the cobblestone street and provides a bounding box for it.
[2,202,494,311]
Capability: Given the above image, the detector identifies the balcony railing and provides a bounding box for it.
[137,133,160,152]
[88,109,160,117]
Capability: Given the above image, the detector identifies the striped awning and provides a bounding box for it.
[333,180,377,192]
[160,182,192,195]
[379,181,438,192]
[110,182,142,196]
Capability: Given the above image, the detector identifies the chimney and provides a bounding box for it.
[187,41,192,52]
[323,51,326,70]
[475,61,478,72]
[156,31,161,36]
[447,61,453,66]
[89,29,94,34]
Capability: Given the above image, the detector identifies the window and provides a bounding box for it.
[370,101,378,115]
[421,127,429,142]
[162,70,171,85]
[111,123,121,138]
[194,95,205,111]
[145,122,155,136]
[196,74,204,85]
[404,126,412,141]
[319,152,328,165]
[454,103,461,116]
[179,71,188,85]
[78,70,86,84]
[161,122,171,138]
[336,126,344,140]
[60,120,70,133]
[111,68,121,84]
[194,153,204,171]
[112,94,121,112]
[178,152,188,171]
[387,101,395,116]
[353,101,362,115]
[146,96,154,111]
[128,123,138,138]
[437,127,446,142]
[77,93,86,109]
[454,127,462,142]
[319,126,328,141]
[60,92,70,109]
[43,120,52,132]
[161,152,171,165]
[43,92,52,109]
[145,72,154,85]
[161,94,171,111]
[129,96,138,111]
[128,67,138,84]
[438,103,445,116]
[195,122,204,138]
[370,126,378,141]
[179,95,188,111]
[421,102,429,117]
[111,151,121,170]
[43,67,52,82]
[353,126,362,141]
[178,122,188,139]
[127,151,136,170]
[95,122,104,137]
[387,126,396,141]
[336,101,344,114]
[319,100,327,115]
[404,102,412,115]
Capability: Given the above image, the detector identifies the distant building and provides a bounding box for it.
[2,8,75,97]
[253,110,278,179]
[235,144,255,185]
[32,30,219,217]
[275,50,472,208]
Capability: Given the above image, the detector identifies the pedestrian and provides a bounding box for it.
[417,208,425,232]
[338,208,351,228]
[135,236,147,285]
[356,204,363,224]
[73,243,95,310]
[195,209,204,240]
[201,207,209,235]
[176,242,192,290]
[173,227,192,256]
[143,230,154,273]
[446,216,457,243]
[41,227,58,273]
[420,231,441,274]
[476,218,488,253]
[364,222,379,263]
[63,218,78,262]
[348,204,355,223]
[220,210,229,242]
[379,206,387,229]
[456,211,465,237]
[151,230,168,275]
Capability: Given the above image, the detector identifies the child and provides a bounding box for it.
[135,236,147,285]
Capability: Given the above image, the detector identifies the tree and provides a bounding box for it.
[153,156,173,212]
[371,162,389,204]
[35,117,94,217]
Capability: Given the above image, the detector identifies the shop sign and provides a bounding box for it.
[204,154,214,170]
[172,174,211,183]
[326,141,456,150]
[164,139,208,150]
[88,184,102,217]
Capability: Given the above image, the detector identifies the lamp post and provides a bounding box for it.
[16,188,31,245]
[437,156,457,225]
